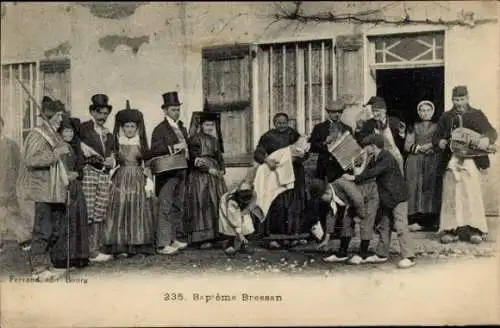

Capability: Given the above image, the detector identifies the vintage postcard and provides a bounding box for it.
[1,1,499,326]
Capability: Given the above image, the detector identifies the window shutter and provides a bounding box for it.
[202,44,253,166]
[336,34,364,100]
[336,34,365,130]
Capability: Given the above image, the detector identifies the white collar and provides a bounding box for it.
[165,115,178,127]
[92,118,106,133]
[118,134,140,146]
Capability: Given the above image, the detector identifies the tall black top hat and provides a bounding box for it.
[89,94,112,112]
[161,92,182,109]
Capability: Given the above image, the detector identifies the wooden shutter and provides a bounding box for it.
[202,44,253,166]
[336,34,366,129]
[40,59,71,114]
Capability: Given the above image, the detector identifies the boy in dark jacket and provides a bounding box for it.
[353,134,416,269]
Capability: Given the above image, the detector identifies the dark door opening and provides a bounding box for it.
[376,67,444,125]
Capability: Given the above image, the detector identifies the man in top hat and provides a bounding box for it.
[355,96,406,174]
[151,91,189,255]
[79,94,117,263]
[309,99,354,182]
[433,85,497,245]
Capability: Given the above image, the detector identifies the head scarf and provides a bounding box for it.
[417,100,435,119]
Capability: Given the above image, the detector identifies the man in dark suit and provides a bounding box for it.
[353,134,416,269]
[151,92,189,255]
[309,99,354,182]
[79,94,117,263]
[355,96,406,174]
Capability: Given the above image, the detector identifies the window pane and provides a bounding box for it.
[436,47,444,59]
[390,38,430,61]
[375,52,383,63]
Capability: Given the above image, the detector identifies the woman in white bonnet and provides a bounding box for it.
[404,100,441,232]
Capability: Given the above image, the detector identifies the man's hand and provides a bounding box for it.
[173,142,187,152]
[477,137,490,151]
[54,145,71,157]
[317,234,330,251]
[103,157,115,168]
[265,158,279,171]
[325,135,336,144]
[438,139,448,150]
[68,171,79,181]
[237,233,249,245]
[342,173,355,181]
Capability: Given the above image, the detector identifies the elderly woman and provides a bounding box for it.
[254,112,309,248]
[17,98,73,281]
[404,100,441,232]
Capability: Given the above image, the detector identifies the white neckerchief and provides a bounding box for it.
[165,115,179,129]
[118,134,140,146]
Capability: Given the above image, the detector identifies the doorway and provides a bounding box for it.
[375,67,444,125]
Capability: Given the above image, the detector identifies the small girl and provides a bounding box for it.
[218,182,256,255]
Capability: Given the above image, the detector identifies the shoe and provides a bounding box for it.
[440,234,459,244]
[269,241,281,249]
[117,253,129,259]
[398,258,416,269]
[347,254,363,265]
[158,245,179,255]
[172,240,188,250]
[323,253,349,263]
[408,223,424,232]
[51,268,68,279]
[363,254,388,264]
[224,246,237,255]
[469,235,483,245]
[21,244,31,252]
[89,252,114,263]
[200,242,213,250]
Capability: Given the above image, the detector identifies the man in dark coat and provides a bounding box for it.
[151,92,189,255]
[309,99,354,182]
[353,134,416,269]
[355,96,406,173]
[79,94,117,263]
[433,85,497,244]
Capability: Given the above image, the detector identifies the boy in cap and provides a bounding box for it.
[433,85,497,244]
[353,133,416,269]
[308,178,369,262]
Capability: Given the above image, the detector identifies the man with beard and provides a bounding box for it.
[79,94,117,263]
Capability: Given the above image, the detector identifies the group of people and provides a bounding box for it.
[0,84,496,280]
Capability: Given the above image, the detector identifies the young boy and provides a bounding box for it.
[353,133,416,269]
[308,177,370,262]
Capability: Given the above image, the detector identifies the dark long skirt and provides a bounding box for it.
[51,180,90,268]
[103,166,156,255]
[264,162,309,240]
[184,170,227,244]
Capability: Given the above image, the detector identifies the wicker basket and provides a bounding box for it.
[150,151,188,174]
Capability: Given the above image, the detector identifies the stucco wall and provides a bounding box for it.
[1,1,499,204]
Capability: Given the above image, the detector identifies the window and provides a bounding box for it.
[372,32,444,68]
[202,45,253,166]
[0,59,71,146]
[259,40,335,135]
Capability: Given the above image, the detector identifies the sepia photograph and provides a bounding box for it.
[1,1,499,326]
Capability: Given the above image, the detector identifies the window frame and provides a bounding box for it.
[0,58,71,145]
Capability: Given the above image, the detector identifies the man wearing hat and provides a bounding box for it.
[433,85,497,245]
[79,94,117,263]
[355,96,406,174]
[309,99,354,182]
[151,91,189,255]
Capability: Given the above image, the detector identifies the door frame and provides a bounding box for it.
[361,25,450,109]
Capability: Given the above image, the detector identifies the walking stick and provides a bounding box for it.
[67,188,71,279]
